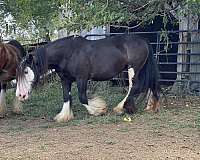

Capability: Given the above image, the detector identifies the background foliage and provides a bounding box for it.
[0,0,199,40]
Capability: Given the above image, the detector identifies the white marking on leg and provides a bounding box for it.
[113,68,135,114]
[0,89,6,117]
[83,96,107,116]
[54,101,74,122]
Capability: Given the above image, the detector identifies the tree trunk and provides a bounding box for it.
[172,8,199,94]
[189,16,200,82]
[172,16,190,94]
[177,17,189,81]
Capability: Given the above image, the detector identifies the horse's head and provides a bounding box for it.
[16,53,38,101]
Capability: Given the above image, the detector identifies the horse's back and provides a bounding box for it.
[44,35,150,81]
[86,34,149,63]
[73,36,127,80]
[68,35,149,80]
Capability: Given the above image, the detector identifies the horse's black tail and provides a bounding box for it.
[136,44,160,108]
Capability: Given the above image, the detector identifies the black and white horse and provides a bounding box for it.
[16,35,160,122]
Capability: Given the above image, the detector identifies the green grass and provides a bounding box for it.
[6,80,124,122]
[5,79,200,130]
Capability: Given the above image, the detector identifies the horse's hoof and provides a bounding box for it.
[144,102,160,113]
[0,107,6,118]
[89,107,107,116]
[12,98,23,115]
[0,112,6,118]
[152,107,160,113]
[12,108,23,115]
[54,113,74,123]
[124,106,136,114]
[144,107,159,113]
[86,96,108,116]
[144,108,151,111]
[113,107,124,115]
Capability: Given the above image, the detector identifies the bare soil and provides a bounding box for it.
[0,97,200,160]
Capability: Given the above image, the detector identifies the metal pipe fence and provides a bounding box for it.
[86,30,200,86]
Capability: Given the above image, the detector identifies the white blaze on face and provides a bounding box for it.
[16,67,35,101]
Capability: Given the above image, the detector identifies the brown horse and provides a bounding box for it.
[0,40,26,117]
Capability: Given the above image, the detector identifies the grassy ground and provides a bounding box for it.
[5,79,200,130]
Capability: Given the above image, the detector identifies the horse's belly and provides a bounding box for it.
[91,74,116,81]
[89,48,127,81]
[90,66,125,81]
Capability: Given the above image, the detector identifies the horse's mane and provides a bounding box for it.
[34,46,48,76]
[30,36,83,83]
[16,45,48,86]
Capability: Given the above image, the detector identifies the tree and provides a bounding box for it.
[1,0,199,39]
[60,0,172,32]
[0,0,61,41]
[58,0,200,31]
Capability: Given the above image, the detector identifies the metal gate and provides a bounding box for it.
[85,30,200,86]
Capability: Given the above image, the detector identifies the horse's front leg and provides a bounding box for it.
[54,78,74,123]
[0,83,6,118]
[12,97,23,115]
[77,79,107,116]
[13,79,23,114]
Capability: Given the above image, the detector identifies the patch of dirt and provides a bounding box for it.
[0,119,200,159]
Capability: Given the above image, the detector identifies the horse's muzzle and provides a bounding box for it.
[17,92,30,102]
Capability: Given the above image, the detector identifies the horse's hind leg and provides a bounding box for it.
[77,79,107,116]
[113,67,136,115]
[0,83,7,118]
[145,89,160,112]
